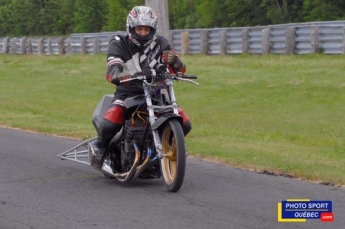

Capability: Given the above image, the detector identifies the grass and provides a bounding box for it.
[1,53,345,186]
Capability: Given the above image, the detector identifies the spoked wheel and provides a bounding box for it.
[160,119,186,192]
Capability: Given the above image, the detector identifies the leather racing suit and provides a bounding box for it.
[96,34,191,151]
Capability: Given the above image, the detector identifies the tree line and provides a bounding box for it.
[1,0,345,37]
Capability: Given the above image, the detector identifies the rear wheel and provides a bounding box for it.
[160,119,186,192]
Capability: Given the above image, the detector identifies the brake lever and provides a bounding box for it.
[173,72,199,85]
[175,77,199,85]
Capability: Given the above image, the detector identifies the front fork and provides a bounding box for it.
[143,81,178,158]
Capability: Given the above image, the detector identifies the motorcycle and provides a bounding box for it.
[58,69,198,192]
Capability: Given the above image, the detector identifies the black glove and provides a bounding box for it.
[111,72,131,86]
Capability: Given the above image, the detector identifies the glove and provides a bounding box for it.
[162,50,177,65]
[111,72,131,86]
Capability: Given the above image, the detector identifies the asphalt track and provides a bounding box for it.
[0,127,344,229]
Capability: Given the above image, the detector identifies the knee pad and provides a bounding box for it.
[178,108,190,123]
[183,120,192,136]
[103,104,125,125]
[177,108,191,136]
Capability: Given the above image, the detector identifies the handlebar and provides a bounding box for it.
[120,72,199,85]
[180,74,198,80]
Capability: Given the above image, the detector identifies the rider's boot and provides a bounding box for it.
[91,119,122,170]
[90,141,105,170]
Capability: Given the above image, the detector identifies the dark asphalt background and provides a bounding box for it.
[0,127,344,229]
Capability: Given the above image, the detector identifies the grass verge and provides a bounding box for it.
[1,53,344,186]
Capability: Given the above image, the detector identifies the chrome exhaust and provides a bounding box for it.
[112,143,141,182]
[101,143,158,182]
[132,148,152,180]
[101,161,117,178]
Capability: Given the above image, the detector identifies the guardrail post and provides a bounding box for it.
[181,31,189,55]
[200,30,208,55]
[219,30,227,55]
[285,27,296,54]
[58,38,65,55]
[242,29,249,54]
[20,37,26,54]
[48,38,53,55]
[3,37,9,54]
[262,27,270,54]
[27,38,33,54]
[93,38,100,54]
[38,38,44,55]
[10,38,16,54]
[311,26,319,54]
[81,37,87,54]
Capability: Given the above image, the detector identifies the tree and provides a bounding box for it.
[58,0,76,35]
[7,0,75,36]
[11,0,36,35]
[104,0,129,31]
[263,0,303,24]
[104,0,155,32]
[169,0,198,29]
[73,0,108,33]
[2,0,345,36]
[40,0,63,35]
[224,0,270,27]
[0,0,14,36]
[303,0,345,22]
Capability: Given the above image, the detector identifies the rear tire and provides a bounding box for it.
[160,119,186,192]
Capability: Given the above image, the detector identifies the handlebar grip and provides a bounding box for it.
[182,75,198,79]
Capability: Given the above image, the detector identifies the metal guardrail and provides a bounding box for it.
[1,21,345,55]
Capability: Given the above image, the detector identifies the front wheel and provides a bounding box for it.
[160,119,186,192]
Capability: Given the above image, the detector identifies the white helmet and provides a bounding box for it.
[126,6,158,47]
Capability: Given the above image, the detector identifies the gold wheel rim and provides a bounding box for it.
[162,126,177,183]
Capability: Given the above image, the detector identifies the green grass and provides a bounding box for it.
[1,54,345,186]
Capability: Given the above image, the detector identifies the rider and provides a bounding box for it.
[91,6,191,169]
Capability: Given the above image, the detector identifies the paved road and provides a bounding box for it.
[0,127,344,229]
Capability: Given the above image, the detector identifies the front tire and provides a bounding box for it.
[160,119,186,192]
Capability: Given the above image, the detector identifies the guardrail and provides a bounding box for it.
[1,21,345,55]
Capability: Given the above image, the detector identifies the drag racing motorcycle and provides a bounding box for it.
[58,69,198,192]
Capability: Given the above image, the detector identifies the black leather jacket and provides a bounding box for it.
[106,35,177,100]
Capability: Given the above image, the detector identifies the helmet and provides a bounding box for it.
[126,6,158,47]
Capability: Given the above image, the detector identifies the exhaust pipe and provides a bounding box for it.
[101,161,117,178]
[101,143,141,182]
[132,148,151,180]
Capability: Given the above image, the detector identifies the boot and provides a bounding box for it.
[90,142,105,170]
[92,119,122,170]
